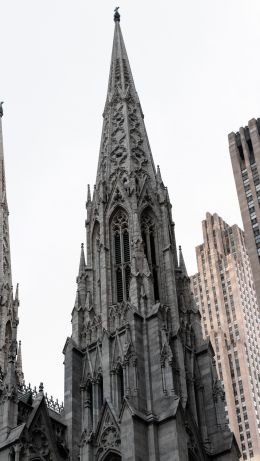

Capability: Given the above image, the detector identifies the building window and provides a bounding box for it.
[112,209,131,302]
[141,209,159,301]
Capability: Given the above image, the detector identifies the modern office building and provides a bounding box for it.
[229,119,260,306]
[191,212,260,461]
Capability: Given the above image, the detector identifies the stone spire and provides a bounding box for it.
[16,340,24,386]
[0,105,12,289]
[178,245,188,277]
[96,13,157,192]
[78,243,86,277]
[0,106,18,373]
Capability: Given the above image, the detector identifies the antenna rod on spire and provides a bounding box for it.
[114,6,120,22]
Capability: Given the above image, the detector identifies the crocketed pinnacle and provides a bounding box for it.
[16,340,24,386]
[15,283,19,303]
[78,243,86,277]
[178,245,188,277]
[96,15,157,188]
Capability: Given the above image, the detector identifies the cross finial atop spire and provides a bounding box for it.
[114,6,120,22]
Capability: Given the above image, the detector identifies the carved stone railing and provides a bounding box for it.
[18,382,64,414]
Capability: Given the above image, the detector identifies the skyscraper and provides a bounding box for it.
[0,12,239,461]
[191,212,260,461]
[229,119,260,306]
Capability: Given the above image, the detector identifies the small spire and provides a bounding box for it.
[87,184,91,204]
[156,165,163,185]
[114,6,120,22]
[178,245,188,277]
[17,340,22,369]
[16,340,24,386]
[0,102,3,118]
[74,289,81,310]
[15,283,19,303]
[78,243,86,276]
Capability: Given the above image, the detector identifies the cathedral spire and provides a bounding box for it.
[0,104,12,289]
[96,12,157,191]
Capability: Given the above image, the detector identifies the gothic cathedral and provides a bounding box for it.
[0,11,240,461]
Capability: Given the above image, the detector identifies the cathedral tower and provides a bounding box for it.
[63,11,240,461]
[0,105,24,443]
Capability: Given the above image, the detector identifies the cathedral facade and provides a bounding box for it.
[0,11,240,461]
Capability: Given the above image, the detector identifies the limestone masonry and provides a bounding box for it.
[191,212,260,460]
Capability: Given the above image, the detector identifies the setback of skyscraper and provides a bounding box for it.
[0,12,240,461]
[191,212,260,461]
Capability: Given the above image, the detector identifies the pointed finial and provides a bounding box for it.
[0,102,3,118]
[157,165,163,185]
[78,243,86,277]
[15,283,19,302]
[17,340,22,366]
[87,184,91,204]
[16,340,24,385]
[39,382,44,393]
[178,245,188,277]
[114,6,120,22]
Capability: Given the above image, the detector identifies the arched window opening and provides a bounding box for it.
[86,381,93,427]
[111,210,131,303]
[117,365,124,406]
[98,375,104,412]
[141,211,159,301]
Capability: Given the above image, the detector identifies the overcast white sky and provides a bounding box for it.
[1,0,260,400]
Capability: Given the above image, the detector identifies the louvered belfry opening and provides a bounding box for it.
[141,210,160,301]
[112,209,131,302]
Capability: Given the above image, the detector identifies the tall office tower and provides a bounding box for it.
[229,119,260,306]
[191,212,260,461]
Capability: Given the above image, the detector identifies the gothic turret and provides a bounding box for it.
[63,11,240,461]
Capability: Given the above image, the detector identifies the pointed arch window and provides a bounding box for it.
[116,364,124,409]
[98,374,104,413]
[112,209,131,302]
[141,211,159,301]
[86,380,93,427]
